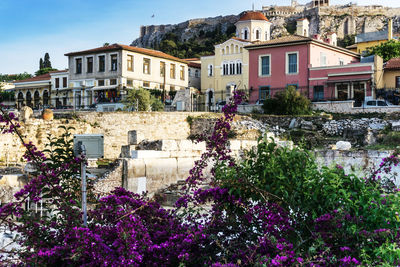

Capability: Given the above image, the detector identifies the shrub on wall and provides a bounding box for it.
[263,86,311,115]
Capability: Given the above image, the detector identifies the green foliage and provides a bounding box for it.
[0,90,15,101]
[365,40,400,61]
[0,72,32,81]
[154,25,235,58]
[150,95,164,111]
[214,137,400,264]
[39,58,44,70]
[338,34,356,48]
[43,53,52,68]
[285,20,297,34]
[125,87,151,111]
[262,86,311,115]
[35,67,57,76]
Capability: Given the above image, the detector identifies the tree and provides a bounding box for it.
[365,40,400,61]
[338,34,356,48]
[43,53,52,68]
[35,67,57,76]
[39,58,44,70]
[262,86,311,115]
[124,87,151,111]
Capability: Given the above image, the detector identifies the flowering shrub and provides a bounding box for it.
[1,93,400,266]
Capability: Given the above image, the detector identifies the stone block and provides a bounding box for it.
[126,159,146,178]
[161,140,178,151]
[127,130,144,145]
[120,145,136,158]
[177,158,195,178]
[144,158,178,192]
[170,150,202,158]
[126,177,147,194]
[130,150,170,159]
[228,140,241,151]
[192,141,206,151]
[391,121,400,131]
[178,140,193,151]
[241,140,258,150]
[336,141,352,151]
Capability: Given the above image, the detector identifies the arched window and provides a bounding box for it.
[244,29,248,40]
[226,46,230,54]
[17,92,24,109]
[43,90,49,106]
[256,30,260,40]
[26,91,32,108]
[235,45,239,53]
[34,91,40,109]
[236,61,242,75]
[240,47,243,53]
[208,65,213,76]
[222,48,225,55]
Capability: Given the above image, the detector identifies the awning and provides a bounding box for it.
[326,78,371,83]
[90,86,118,91]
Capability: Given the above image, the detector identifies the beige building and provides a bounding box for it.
[201,11,271,110]
[65,44,189,109]
[381,57,400,89]
[14,73,51,110]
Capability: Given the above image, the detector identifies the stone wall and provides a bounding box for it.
[312,101,400,113]
[0,111,205,163]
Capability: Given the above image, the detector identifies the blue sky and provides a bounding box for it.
[1,0,399,75]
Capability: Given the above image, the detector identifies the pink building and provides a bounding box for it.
[245,35,374,105]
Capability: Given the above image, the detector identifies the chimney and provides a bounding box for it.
[296,18,309,37]
[388,18,393,40]
[327,32,337,46]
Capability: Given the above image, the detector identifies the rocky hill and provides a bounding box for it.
[131,4,400,55]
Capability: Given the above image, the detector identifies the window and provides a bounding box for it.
[110,79,117,85]
[127,55,133,71]
[396,76,400,88]
[336,83,349,100]
[236,62,242,75]
[223,63,228,75]
[244,29,248,40]
[259,86,270,100]
[256,30,260,40]
[143,58,150,74]
[286,52,298,74]
[98,55,105,72]
[111,54,118,71]
[98,80,105,86]
[188,68,192,77]
[55,78,60,88]
[143,81,150,88]
[63,77,67,88]
[170,86,175,91]
[127,79,133,87]
[180,66,185,80]
[87,57,93,73]
[195,69,200,78]
[313,86,324,101]
[75,58,82,74]
[170,64,176,79]
[208,65,213,76]
[160,62,165,77]
[230,63,234,75]
[260,55,270,76]
[320,52,327,66]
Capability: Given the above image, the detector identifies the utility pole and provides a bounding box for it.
[79,142,87,227]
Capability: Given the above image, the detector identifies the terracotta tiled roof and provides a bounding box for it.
[187,62,201,68]
[49,69,68,74]
[183,58,200,61]
[231,36,251,43]
[65,44,188,64]
[14,73,51,84]
[245,35,359,56]
[385,57,400,70]
[238,11,269,22]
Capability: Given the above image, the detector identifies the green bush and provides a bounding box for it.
[262,86,311,115]
[150,95,164,111]
[124,87,151,111]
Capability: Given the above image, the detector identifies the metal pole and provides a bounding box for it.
[80,144,87,227]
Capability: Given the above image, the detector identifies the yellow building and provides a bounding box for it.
[14,73,51,110]
[382,57,400,89]
[347,19,394,55]
[200,11,271,110]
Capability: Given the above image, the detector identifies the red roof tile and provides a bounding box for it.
[238,11,269,22]
[65,44,188,64]
[14,73,51,84]
[385,57,400,70]
[187,62,201,68]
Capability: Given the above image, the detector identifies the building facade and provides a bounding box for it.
[382,57,400,89]
[65,44,189,109]
[184,58,201,90]
[201,11,271,110]
[14,73,51,110]
[245,31,373,104]
[50,70,70,108]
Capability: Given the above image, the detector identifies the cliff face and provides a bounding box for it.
[131,5,400,49]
